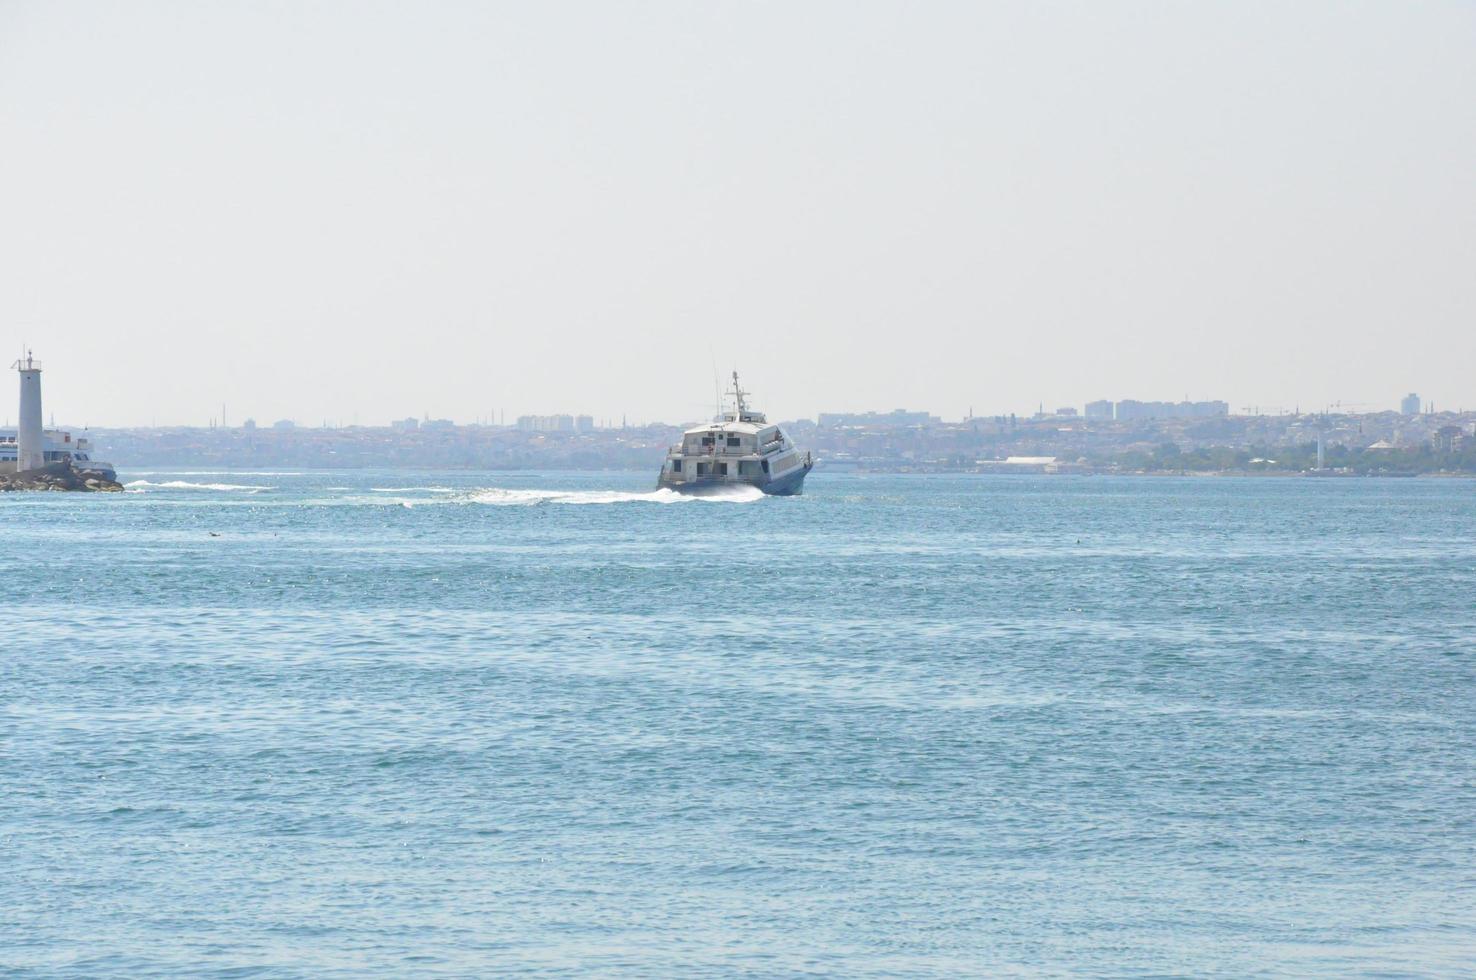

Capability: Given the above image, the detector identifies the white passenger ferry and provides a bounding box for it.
[658,373,812,495]
[0,428,116,480]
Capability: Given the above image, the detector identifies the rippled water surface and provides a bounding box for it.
[4,470,1475,976]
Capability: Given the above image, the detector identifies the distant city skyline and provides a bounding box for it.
[10,387,1464,433]
[82,397,1476,477]
[3,1,1472,426]
[7,338,1464,427]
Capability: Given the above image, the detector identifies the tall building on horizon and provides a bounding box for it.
[1401,393,1421,416]
[1113,399,1228,421]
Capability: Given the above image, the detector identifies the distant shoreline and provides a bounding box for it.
[88,414,1476,478]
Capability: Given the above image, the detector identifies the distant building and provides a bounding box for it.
[1055,407,1078,417]
[421,418,454,431]
[242,418,257,431]
[1115,400,1157,421]
[272,419,295,430]
[1084,400,1114,420]
[1433,424,1465,453]
[975,456,1060,473]
[818,409,937,428]
[391,417,419,432]
[517,414,576,433]
[1114,400,1228,421]
[1401,393,1421,415]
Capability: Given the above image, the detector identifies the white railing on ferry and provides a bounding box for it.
[671,445,760,456]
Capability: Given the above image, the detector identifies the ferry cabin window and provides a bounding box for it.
[717,463,728,476]
[671,459,682,472]
[726,436,741,447]
[701,436,715,446]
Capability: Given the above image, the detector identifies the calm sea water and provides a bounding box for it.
[4,470,1474,976]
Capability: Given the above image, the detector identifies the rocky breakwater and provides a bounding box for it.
[0,461,124,493]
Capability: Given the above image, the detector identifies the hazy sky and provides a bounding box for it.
[2,1,1472,427]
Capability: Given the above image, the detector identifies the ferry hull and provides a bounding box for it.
[658,462,810,497]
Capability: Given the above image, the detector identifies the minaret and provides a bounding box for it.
[13,350,43,471]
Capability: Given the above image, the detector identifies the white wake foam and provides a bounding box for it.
[124,480,275,493]
[125,470,305,477]
[461,485,765,506]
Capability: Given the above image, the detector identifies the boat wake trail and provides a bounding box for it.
[461,485,766,506]
[124,480,276,493]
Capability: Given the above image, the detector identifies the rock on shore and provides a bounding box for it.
[0,461,124,492]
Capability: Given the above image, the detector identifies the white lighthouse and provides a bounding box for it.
[13,350,44,472]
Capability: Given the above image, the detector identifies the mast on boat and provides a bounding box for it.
[729,371,748,420]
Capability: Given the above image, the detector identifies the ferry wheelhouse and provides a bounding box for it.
[658,373,812,495]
